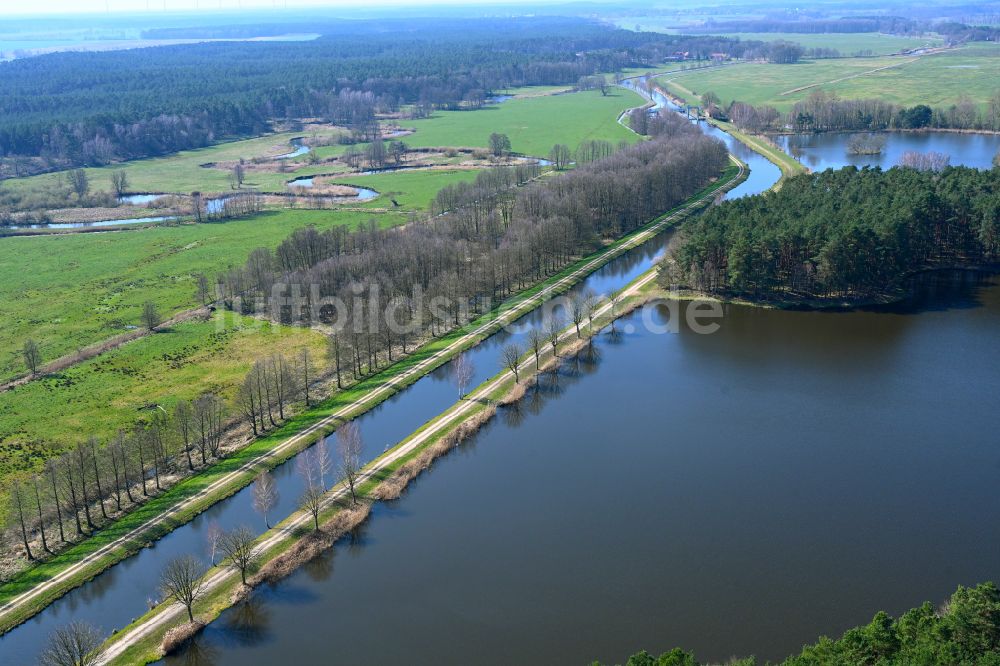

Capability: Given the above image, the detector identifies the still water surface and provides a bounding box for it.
[776,131,1000,171]
[168,270,1000,665]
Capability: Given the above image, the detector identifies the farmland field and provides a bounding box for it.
[713,32,942,55]
[404,89,643,156]
[658,43,1000,110]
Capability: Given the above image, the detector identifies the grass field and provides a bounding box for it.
[404,89,643,156]
[0,87,647,379]
[715,32,941,55]
[0,313,327,481]
[658,43,1000,111]
[0,209,388,380]
[613,17,944,54]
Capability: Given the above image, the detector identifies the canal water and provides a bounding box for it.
[0,85,776,662]
[622,77,782,201]
[167,269,1000,665]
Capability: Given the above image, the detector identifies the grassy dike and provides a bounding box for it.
[0,162,744,638]
[709,119,807,185]
[99,231,708,666]
[649,80,806,187]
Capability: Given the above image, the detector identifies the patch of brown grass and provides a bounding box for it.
[160,621,205,655]
[249,503,371,587]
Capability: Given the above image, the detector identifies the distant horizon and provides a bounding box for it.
[0,0,588,18]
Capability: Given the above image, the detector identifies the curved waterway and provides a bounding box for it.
[0,85,776,661]
[167,270,1000,665]
[622,76,781,200]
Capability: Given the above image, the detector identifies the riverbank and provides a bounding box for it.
[0,162,744,639]
[656,263,1000,311]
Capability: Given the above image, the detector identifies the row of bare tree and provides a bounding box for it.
[6,350,316,564]
[213,119,726,378]
[6,394,225,562]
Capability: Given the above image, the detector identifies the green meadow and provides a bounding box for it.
[716,32,942,55]
[0,84,653,487]
[659,43,1000,111]
[0,209,388,380]
[403,89,643,156]
[0,312,327,482]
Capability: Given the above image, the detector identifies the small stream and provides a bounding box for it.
[275,138,310,160]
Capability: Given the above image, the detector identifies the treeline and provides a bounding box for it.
[7,394,224,562]
[727,89,1000,133]
[668,166,1000,302]
[597,582,1000,665]
[216,115,727,384]
[4,350,315,567]
[0,16,757,171]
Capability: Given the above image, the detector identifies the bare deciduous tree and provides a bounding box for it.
[159,555,207,623]
[299,348,313,406]
[567,296,584,338]
[252,470,278,529]
[8,481,34,560]
[174,400,195,471]
[196,273,210,305]
[544,316,563,358]
[609,294,622,332]
[230,163,246,190]
[451,352,474,398]
[205,520,223,566]
[500,342,523,383]
[299,483,324,531]
[23,338,41,375]
[548,144,571,170]
[219,526,258,586]
[314,437,333,488]
[39,621,104,666]
[110,170,129,198]
[526,328,545,370]
[337,421,363,505]
[67,169,89,200]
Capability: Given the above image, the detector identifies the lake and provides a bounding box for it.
[776,131,1000,171]
[167,269,1000,665]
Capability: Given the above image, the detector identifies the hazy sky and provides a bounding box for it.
[3,0,537,15]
